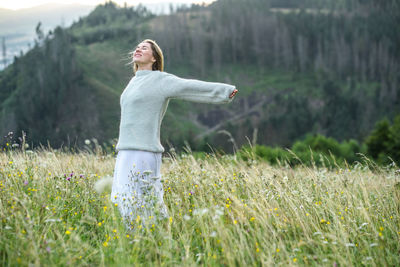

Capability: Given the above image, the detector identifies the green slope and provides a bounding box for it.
[0,0,398,152]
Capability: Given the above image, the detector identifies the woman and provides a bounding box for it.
[110,39,238,230]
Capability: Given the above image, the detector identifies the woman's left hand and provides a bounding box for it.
[229,89,238,99]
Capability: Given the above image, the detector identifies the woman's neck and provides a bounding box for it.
[136,64,153,71]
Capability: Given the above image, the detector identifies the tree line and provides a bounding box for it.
[235,114,400,167]
[0,0,399,158]
[149,0,399,148]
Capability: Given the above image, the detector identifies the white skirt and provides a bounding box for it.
[110,149,169,229]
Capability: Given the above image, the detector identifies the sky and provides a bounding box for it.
[0,0,215,10]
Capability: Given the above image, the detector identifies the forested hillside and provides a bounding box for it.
[0,0,399,153]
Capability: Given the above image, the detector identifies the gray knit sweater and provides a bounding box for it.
[115,70,236,152]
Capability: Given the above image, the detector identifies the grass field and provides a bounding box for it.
[0,148,399,266]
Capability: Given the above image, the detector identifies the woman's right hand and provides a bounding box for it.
[229,89,238,99]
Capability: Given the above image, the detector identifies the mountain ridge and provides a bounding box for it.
[0,0,399,152]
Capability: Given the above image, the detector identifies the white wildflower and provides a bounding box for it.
[357,222,368,230]
[193,208,209,216]
[139,179,150,184]
[94,175,113,193]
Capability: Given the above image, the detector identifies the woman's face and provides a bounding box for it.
[133,42,156,65]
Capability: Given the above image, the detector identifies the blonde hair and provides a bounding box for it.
[128,39,164,75]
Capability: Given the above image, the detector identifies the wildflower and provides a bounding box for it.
[65,230,71,235]
[276,248,280,252]
[193,208,208,216]
[103,241,108,247]
[250,217,255,222]
[24,181,28,185]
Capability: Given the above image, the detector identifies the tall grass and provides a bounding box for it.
[0,147,399,266]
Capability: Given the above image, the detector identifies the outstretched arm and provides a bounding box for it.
[159,73,238,104]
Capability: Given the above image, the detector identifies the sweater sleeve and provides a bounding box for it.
[159,73,236,104]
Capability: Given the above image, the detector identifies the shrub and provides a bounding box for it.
[365,115,400,165]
